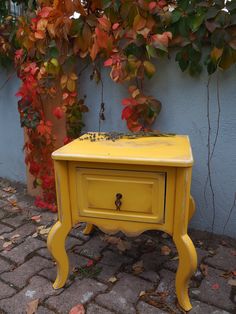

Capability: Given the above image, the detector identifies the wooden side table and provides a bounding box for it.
[47,133,197,311]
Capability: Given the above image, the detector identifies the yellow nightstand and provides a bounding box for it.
[47,133,197,311]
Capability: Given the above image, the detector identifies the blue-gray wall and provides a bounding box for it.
[0,70,26,182]
[0,57,235,238]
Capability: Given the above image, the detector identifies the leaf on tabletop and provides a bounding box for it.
[26,299,39,314]
[3,186,16,193]
[161,245,171,256]
[69,304,85,314]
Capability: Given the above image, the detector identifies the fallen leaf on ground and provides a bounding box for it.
[31,215,41,222]
[139,290,146,297]
[3,241,12,249]
[0,236,4,240]
[228,278,236,286]
[108,276,118,283]
[212,283,220,290]
[171,255,179,261]
[161,245,171,256]
[86,259,94,267]
[200,263,208,277]
[102,235,131,252]
[37,226,51,236]
[32,232,38,238]
[69,304,85,314]
[230,250,236,256]
[220,271,232,279]
[26,299,39,314]
[161,233,169,239]
[11,234,20,240]
[232,270,236,276]
[132,260,144,274]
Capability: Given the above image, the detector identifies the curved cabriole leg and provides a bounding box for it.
[47,221,70,289]
[83,223,94,235]
[188,195,195,222]
[173,234,197,311]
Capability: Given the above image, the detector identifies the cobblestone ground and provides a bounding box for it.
[0,178,235,314]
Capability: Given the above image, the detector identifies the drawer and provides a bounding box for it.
[72,167,166,224]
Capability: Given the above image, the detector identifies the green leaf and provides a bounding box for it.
[171,10,182,23]
[146,45,157,58]
[190,13,205,32]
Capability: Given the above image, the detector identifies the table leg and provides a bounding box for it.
[47,221,71,289]
[173,233,197,311]
[83,223,94,235]
[189,195,195,222]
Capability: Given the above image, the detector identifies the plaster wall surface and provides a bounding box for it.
[0,57,235,237]
[79,57,236,238]
[0,70,25,182]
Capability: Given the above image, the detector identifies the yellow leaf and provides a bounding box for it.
[108,276,118,283]
[143,61,156,78]
[67,79,76,92]
[70,73,78,81]
[133,15,146,31]
[61,75,68,88]
[211,47,223,62]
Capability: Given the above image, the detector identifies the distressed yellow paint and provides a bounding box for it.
[47,133,197,311]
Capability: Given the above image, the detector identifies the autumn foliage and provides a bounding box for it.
[0,0,235,210]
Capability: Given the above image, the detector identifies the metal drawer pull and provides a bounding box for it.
[115,193,122,211]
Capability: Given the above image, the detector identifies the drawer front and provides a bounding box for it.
[74,168,165,224]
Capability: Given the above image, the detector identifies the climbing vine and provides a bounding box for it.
[0,0,236,212]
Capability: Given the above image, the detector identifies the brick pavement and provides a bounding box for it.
[0,178,235,314]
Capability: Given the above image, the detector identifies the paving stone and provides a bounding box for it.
[0,276,60,314]
[74,235,108,259]
[189,300,231,314]
[99,250,132,267]
[0,257,13,274]
[1,237,45,264]
[1,256,53,288]
[0,280,17,299]
[139,270,160,283]
[137,301,168,314]
[36,248,53,260]
[0,206,8,217]
[46,278,107,313]
[39,212,57,226]
[66,236,83,250]
[86,303,115,314]
[205,245,236,271]
[96,264,119,282]
[96,273,154,314]
[0,224,13,235]
[141,251,168,271]
[156,269,178,310]
[2,215,27,228]
[1,223,36,239]
[36,306,55,314]
[190,267,235,311]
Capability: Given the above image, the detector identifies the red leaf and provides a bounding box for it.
[212,283,220,290]
[122,98,137,106]
[53,107,64,119]
[112,23,120,30]
[86,259,94,267]
[149,2,157,11]
[39,7,53,18]
[69,304,85,314]
[98,16,111,31]
[122,106,133,120]
[104,58,113,67]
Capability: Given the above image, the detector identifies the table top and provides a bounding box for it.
[52,133,193,167]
